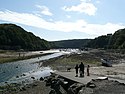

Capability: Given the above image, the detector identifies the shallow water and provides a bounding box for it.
[0,52,64,84]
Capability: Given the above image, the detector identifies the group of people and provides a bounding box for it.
[75,62,90,77]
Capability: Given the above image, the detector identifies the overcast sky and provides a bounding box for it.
[0,0,125,41]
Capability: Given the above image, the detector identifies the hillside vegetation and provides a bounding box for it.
[0,24,50,51]
[51,39,91,49]
[86,28,125,49]
[111,29,125,49]
[51,28,125,50]
[1,23,125,51]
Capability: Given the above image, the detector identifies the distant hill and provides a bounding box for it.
[86,28,125,49]
[51,39,91,49]
[86,34,112,49]
[0,24,50,51]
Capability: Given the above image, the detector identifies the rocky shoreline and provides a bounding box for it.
[43,73,125,94]
[1,71,125,94]
[0,79,51,94]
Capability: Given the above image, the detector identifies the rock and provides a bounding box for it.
[22,74,26,76]
[49,89,56,94]
[68,83,84,94]
[3,71,5,73]
[16,76,19,78]
[78,87,93,94]
[16,66,18,68]
[86,82,96,88]
[32,83,38,87]
[92,77,108,82]
[22,81,25,84]
[31,77,35,79]
[119,83,125,86]
[97,77,108,80]
[45,76,55,86]
[40,77,44,81]
[20,87,26,91]
[101,58,112,67]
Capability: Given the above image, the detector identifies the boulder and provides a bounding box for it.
[31,77,35,79]
[40,77,44,81]
[86,82,96,88]
[68,83,84,94]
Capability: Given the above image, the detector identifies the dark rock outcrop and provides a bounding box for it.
[45,73,125,94]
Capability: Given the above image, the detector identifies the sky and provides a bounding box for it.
[0,0,125,41]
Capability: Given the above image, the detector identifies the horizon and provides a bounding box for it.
[0,0,125,41]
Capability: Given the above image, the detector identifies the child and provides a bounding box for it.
[75,64,79,77]
[87,65,90,76]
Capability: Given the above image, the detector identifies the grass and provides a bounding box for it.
[0,57,18,63]
[0,51,53,64]
[42,53,101,70]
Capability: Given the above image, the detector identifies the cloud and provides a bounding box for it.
[0,10,124,37]
[35,5,53,16]
[96,0,101,4]
[66,15,71,18]
[62,2,97,16]
[80,0,91,2]
[82,23,125,35]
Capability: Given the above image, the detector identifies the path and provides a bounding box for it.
[55,69,100,84]
[54,69,125,84]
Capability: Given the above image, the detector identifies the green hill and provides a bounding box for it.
[111,28,125,49]
[0,24,50,51]
[86,34,112,49]
[86,28,125,49]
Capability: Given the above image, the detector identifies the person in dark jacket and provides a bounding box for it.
[79,62,84,77]
[75,64,79,77]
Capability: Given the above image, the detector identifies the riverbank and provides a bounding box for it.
[0,50,61,94]
[42,49,125,70]
[0,50,54,63]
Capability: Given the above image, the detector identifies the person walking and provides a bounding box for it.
[79,62,84,77]
[75,64,79,77]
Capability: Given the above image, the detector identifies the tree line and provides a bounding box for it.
[1,23,125,51]
[86,28,125,49]
[50,39,91,49]
[51,28,125,50]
